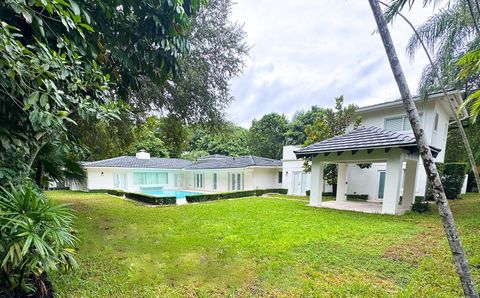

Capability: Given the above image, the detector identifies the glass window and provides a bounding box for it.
[237,173,241,190]
[278,172,283,183]
[213,173,217,190]
[385,117,403,131]
[434,112,439,131]
[195,173,203,188]
[231,174,236,191]
[133,172,168,185]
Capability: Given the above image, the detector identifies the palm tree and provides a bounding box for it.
[32,143,86,188]
[368,0,478,296]
[380,0,480,194]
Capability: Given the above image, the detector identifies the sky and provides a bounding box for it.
[226,1,439,127]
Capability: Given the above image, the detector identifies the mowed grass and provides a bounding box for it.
[47,191,480,297]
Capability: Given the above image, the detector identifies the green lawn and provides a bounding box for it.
[47,191,480,297]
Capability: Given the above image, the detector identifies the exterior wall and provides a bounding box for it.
[86,167,183,193]
[283,96,456,198]
[85,166,282,193]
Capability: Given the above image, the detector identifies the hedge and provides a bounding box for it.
[124,192,176,205]
[426,163,467,200]
[87,189,176,205]
[346,194,368,201]
[186,188,288,203]
[305,190,334,197]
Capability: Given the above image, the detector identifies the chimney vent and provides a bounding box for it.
[136,149,150,159]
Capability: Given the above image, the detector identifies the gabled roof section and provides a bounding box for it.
[186,155,282,170]
[295,126,440,158]
[83,156,192,169]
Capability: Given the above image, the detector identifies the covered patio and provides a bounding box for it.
[295,126,439,215]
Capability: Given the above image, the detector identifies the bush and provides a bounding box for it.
[186,189,288,203]
[124,192,176,205]
[411,196,431,213]
[306,190,334,197]
[346,194,369,201]
[106,189,125,197]
[256,188,288,196]
[426,163,467,200]
[0,182,77,296]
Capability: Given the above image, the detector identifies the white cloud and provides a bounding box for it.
[227,0,438,127]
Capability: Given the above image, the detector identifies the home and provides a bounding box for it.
[73,151,283,197]
[282,90,468,214]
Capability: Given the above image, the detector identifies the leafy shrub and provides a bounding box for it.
[411,196,431,213]
[256,188,288,196]
[106,189,125,197]
[426,163,467,200]
[306,190,334,197]
[346,194,369,201]
[124,192,176,205]
[186,189,288,203]
[0,183,77,296]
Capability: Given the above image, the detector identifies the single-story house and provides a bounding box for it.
[73,151,283,197]
[282,90,468,214]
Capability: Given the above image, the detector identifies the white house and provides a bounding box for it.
[74,151,283,197]
[282,90,468,214]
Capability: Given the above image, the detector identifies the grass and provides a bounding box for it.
[47,191,480,297]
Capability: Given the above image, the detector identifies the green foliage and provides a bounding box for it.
[126,117,170,158]
[426,163,467,200]
[304,96,360,146]
[346,194,369,201]
[124,192,176,206]
[248,113,289,159]
[411,196,431,213]
[285,106,323,145]
[189,124,251,157]
[445,122,480,165]
[0,183,77,295]
[186,188,288,203]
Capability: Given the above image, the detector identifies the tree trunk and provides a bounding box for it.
[368,1,478,296]
[379,0,480,194]
[35,159,43,187]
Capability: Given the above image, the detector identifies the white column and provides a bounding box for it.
[402,159,418,208]
[336,163,348,202]
[309,157,324,207]
[382,154,404,214]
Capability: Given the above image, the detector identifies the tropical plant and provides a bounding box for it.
[0,183,77,296]
[369,0,478,295]
[32,142,87,188]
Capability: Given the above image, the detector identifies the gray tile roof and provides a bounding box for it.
[295,126,440,158]
[186,155,282,170]
[83,156,192,169]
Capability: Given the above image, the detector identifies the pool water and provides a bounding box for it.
[140,189,202,199]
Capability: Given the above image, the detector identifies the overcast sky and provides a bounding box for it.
[226,1,438,127]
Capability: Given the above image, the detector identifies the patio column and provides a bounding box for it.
[309,157,324,207]
[336,163,348,202]
[382,154,404,214]
[401,158,418,209]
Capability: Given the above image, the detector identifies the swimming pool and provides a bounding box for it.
[140,189,202,199]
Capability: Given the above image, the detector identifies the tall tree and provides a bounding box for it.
[248,113,289,159]
[189,124,250,156]
[381,0,480,194]
[304,96,360,146]
[130,0,249,125]
[369,1,478,295]
[285,106,324,145]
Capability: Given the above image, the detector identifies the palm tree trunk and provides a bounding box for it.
[368,1,478,296]
[379,1,480,194]
[466,0,480,35]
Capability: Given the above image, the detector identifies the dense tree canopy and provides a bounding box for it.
[248,113,289,160]
[189,124,250,157]
[285,106,323,145]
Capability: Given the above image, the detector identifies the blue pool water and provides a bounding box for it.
[141,189,202,199]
